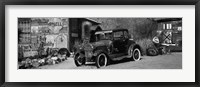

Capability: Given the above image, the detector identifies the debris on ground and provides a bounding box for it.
[18,48,72,69]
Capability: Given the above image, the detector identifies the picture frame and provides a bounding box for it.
[0,0,199,87]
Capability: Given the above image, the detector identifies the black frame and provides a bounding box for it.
[0,0,199,87]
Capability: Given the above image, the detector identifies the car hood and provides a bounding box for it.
[92,40,112,48]
[77,40,112,51]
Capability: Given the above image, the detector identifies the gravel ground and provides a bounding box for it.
[39,52,182,69]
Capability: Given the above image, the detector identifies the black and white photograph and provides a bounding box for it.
[4,4,196,83]
[18,18,182,69]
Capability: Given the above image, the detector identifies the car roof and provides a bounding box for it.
[95,29,128,34]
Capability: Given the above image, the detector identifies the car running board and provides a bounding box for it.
[111,54,132,61]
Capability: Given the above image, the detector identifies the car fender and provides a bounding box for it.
[74,50,85,57]
[126,40,142,56]
[126,40,136,53]
[132,44,143,56]
[93,46,109,57]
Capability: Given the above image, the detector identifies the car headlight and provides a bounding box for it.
[84,43,93,51]
[153,37,159,43]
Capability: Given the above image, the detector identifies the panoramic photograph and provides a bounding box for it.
[18,18,182,69]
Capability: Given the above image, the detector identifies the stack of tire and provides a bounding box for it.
[146,47,158,56]
[146,46,166,56]
[57,48,71,61]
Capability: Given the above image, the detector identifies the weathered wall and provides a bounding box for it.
[90,18,158,40]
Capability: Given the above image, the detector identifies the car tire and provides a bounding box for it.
[58,48,70,57]
[74,53,85,66]
[132,48,141,61]
[95,52,108,68]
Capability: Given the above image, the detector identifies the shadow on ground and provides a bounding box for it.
[84,57,145,67]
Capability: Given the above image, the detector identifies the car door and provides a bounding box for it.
[113,31,125,53]
[121,30,129,52]
[120,31,129,53]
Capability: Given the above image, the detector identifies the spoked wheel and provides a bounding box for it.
[132,48,141,61]
[74,54,85,66]
[95,53,108,68]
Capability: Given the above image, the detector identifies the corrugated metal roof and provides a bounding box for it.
[85,18,101,24]
[151,18,182,22]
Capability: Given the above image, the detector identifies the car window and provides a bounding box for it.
[95,33,105,41]
[104,33,112,40]
[124,31,129,38]
[114,31,124,40]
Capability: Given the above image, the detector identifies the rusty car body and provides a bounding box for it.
[74,29,142,68]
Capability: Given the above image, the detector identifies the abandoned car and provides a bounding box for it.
[74,29,142,68]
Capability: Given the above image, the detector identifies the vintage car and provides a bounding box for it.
[74,29,142,68]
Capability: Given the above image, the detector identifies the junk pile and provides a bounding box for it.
[146,36,169,56]
[18,48,71,69]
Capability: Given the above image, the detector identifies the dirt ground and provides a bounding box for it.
[39,52,182,69]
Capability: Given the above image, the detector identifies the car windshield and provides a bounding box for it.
[95,32,112,41]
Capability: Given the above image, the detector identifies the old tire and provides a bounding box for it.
[132,48,141,61]
[74,54,85,67]
[58,48,70,57]
[95,52,108,68]
[147,47,158,56]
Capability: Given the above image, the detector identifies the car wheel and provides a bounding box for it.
[95,53,108,68]
[132,48,141,61]
[74,54,85,66]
